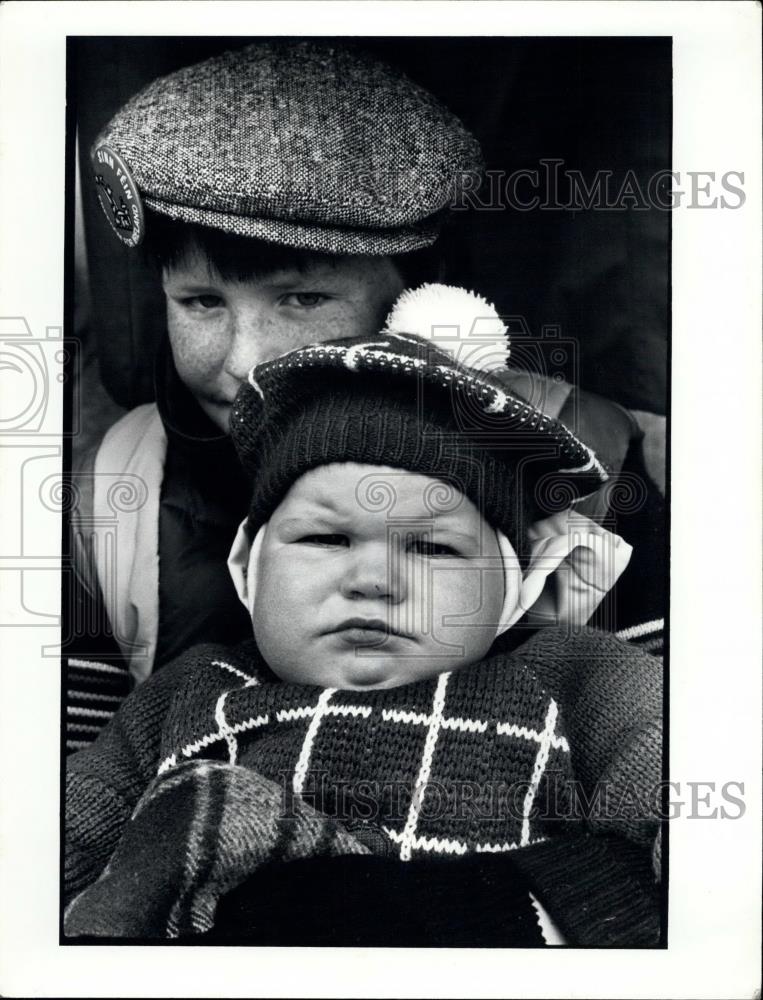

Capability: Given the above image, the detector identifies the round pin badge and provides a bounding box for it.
[91,145,145,247]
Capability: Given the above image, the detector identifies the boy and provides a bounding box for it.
[67,40,651,710]
[67,39,481,689]
[65,287,662,946]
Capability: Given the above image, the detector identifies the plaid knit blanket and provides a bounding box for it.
[64,761,370,938]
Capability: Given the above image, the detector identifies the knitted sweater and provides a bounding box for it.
[66,626,663,943]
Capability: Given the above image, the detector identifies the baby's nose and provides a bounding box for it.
[340,544,405,603]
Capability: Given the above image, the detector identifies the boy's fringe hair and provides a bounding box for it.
[140,208,466,290]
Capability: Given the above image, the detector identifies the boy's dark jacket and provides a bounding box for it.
[65,626,663,946]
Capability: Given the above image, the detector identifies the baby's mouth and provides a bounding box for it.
[327,618,411,645]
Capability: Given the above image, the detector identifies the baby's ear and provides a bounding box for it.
[227,519,254,612]
[500,511,632,631]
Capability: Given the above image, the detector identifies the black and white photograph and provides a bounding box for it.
[0,2,760,998]
[63,32,671,946]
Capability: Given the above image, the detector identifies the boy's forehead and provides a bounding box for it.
[163,245,382,287]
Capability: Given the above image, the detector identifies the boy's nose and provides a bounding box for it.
[223,312,270,382]
[340,543,406,604]
[224,308,309,381]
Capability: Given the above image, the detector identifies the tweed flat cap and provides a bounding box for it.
[92,41,483,254]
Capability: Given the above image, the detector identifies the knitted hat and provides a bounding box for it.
[90,41,483,253]
[229,285,609,549]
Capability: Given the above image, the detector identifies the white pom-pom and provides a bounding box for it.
[383,283,509,371]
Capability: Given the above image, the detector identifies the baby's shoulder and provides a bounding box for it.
[160,639,271,690]
[478,626,662,705]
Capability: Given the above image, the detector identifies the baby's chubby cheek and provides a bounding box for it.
[250,554,320,681]
[428,564,506,664]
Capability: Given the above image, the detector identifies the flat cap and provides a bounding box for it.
[92,41,483,255]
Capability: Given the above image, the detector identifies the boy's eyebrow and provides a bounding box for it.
[263,270,343,290]
[161,268,222,290]
[163,280,223,293]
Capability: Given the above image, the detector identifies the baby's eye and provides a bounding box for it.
[408,539,461,558]
[181,294,223,310]
[297,533,349,547]
[280,292,329,308]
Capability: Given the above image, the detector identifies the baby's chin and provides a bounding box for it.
[274,652,477,691]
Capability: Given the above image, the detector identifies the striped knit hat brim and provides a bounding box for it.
[230,332,609,546]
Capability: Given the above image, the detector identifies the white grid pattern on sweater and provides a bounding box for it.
[293,689,335,795]
[380,688,568,857]
[158,660,264,775]
[211,659,260,685]
[383,826,549,857]
[155,659,567,857]
[157,690,373,777]
[157,710,271,775]
[278,703,373,725]
[291,690,374,795]
[382,707,489,734]
[398,671,451,861]
[215,692,239,765]
[496,720,569,752]
[212,661,261,766]
[281,674,562,860]
[519,698,562,847]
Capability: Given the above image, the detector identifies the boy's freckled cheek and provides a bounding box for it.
[167,311,227,385]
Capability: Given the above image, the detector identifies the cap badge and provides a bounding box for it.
[91,145,145,247]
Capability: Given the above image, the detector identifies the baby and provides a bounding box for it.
[65,287,662,946]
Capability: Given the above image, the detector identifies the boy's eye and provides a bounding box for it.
[181,294,223,310]
[280,292,329,308]
[297,533,349,547]
[408,540,461,558]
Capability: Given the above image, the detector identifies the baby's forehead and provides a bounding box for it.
[278,462,487,527]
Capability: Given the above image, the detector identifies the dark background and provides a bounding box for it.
[70,36,670,425]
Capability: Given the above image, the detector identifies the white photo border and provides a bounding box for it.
[0,2,760,998]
